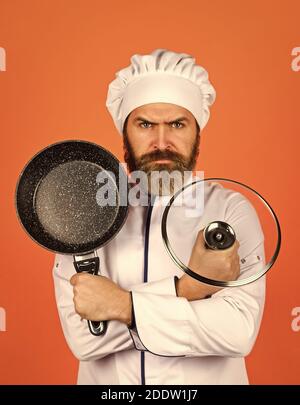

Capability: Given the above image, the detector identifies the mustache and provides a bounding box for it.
[138,149,186,166]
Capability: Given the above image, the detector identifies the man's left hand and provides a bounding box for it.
[70,274,132,326]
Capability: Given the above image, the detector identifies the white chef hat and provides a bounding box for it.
[105,49,216,136]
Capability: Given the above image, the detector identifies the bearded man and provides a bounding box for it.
[53,49,265,385]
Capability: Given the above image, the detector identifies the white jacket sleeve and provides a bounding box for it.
[52,253,135,362]
[130,195,267,358]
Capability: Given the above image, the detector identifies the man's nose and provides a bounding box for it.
[153,125,172,150]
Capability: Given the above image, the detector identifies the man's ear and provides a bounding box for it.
[123,114,130,136]
[195,118,200,136]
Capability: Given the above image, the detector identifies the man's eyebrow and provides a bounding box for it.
[133,116,189,124]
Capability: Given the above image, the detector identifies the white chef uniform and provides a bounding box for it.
[52,180,265,385]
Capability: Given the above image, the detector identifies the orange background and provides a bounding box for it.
[0,0,299,384]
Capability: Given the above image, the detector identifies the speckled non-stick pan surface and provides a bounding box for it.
[15,140,128,255]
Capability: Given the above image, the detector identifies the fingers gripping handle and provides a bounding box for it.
[73,255,107,336]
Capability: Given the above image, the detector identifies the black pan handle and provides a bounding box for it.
[73,255,107,336]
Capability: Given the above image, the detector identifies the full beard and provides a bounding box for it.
[123,133,200,197]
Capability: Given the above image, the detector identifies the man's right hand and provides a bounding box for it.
[176,229,240,301]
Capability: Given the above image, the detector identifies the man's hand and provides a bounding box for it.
[70,274,132,326]
[176,229,240,301]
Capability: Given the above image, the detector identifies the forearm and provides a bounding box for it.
[53,256,135,362]
[175,275,221,301]
[56,302,135,361]
[130,276,265,358]
[114,290,133,327]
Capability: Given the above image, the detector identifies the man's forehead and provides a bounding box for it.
[129,103,193,122]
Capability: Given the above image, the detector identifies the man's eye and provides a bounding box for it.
[140,122,152,128]
[171,122,184,128]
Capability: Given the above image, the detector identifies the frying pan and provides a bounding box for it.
[15,140,129,336]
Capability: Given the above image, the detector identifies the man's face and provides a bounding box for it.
[123,103,200,189]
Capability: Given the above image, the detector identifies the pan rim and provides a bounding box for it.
[15,139,129,256]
